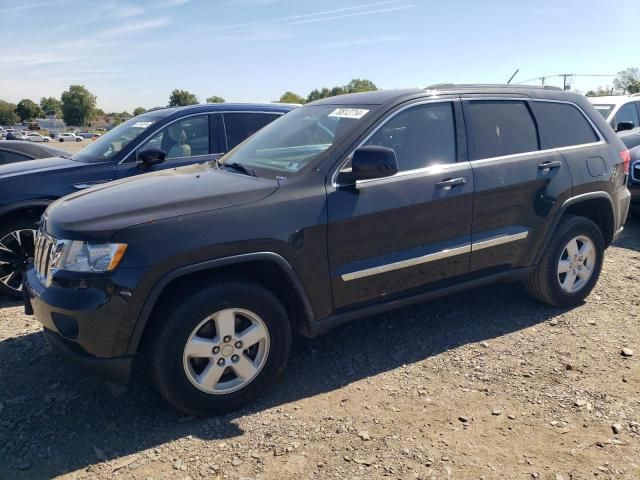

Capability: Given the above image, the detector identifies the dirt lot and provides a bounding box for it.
[48,139,93,155]
[0,222,638,480]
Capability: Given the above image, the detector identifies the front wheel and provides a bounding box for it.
[44,138,49,142]
[147,281,292,416]
[0,217,40,298]
[59,138,64,142]
[75,138,82,142]
[525,215,604,307]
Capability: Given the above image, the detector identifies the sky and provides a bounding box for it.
[0,0,638,112]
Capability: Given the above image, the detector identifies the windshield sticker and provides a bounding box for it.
[328,108,369,119]
[132,121,153,128]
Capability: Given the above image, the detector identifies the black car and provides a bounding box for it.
[24,85,630,415]
[628,145,640,217]
[0,140,69,164]
[0,103,294,297]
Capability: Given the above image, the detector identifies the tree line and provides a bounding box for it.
[2,68,636,127]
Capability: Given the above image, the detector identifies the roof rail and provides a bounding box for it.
[425,83,563,91]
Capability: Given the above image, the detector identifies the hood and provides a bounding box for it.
[45,163,279,241]
[0,156,79,179]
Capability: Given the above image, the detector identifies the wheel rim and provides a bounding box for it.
[0,229,37,293]
[557,235,596,294]
[182,308,270,395]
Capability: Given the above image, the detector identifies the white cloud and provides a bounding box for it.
[314,35,407,49]
[290,4,418,25]
[0,0,67,12]
[101,17,170,36]
[154,0,190,7]
[111,5,145,18]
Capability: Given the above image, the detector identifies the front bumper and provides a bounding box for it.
[23,267,143,384]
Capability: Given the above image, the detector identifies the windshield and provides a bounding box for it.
[592,104,614,120]
[71,117,159,163]
[220,105,372,177]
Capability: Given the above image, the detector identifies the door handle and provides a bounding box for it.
[538,160,562,170]
[436,177,467,190]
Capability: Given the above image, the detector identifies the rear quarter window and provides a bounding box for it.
[223,113,281,151]
[0,150,31,164]
[466,100,539,160]
[531,101,599,149]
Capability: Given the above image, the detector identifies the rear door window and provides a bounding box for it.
[466,101,539,160]
[223,113,281,151]
[531,101,599,148]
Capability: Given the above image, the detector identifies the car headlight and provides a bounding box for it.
[52,241,128,273]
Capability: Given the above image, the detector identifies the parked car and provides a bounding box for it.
[24,132,50,143]
[588,94,640,150]
[6,131,28,141]
[22,85,630,415]
[74,130,100,139]
[54,132,83,142]
[628,145,640,217]
[0,140,68,165]
[0,103,295,297]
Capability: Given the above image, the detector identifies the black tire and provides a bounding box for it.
[76,138,81,142]
[0,215,40,298]
[44,138,49,142]
[59,138,64,142]
[147,280,292,416]
[525,215,604,307]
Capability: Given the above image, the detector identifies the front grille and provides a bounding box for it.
[34,231,55,286]
[632,160,640,183]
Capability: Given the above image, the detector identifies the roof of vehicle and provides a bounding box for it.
[0,140,69,158]
[308,84,581,106]
[141,102,297,119]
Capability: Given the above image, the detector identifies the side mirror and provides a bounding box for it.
[338,146,398,185]
[616,121,634,132]
[137,147,166,169]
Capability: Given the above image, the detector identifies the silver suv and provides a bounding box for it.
[588,94,640,150]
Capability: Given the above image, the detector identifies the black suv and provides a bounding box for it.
[0,103,294,297]
[24,86,631,415]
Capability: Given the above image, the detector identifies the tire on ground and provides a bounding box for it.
[525,214,604,308]
[147,280,292,416]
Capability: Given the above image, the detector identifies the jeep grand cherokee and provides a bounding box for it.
[24,85,631,415]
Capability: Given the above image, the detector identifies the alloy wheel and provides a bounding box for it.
[557,235,596,294]
[0,229,37,293]
[182,308,270,395]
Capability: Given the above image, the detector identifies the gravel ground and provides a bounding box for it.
[48,139,93,155]
[0,221,638,480]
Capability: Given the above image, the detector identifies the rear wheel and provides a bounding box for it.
[147,281,292,416]
[59,138,64,142]
[0,217,39,298]
[525,215,604,307]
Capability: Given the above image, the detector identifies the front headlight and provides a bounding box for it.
[52,241,128,273]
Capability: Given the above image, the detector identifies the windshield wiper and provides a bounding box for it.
[222,162,257,177]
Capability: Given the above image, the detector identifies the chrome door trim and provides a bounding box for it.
[340,244,471,282]
[119,111,284,164]
[340,229,532,282]
[472,231,529,251]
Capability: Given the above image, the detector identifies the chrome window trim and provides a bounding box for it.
[464,97,605,163]
[354,162,470,188]
[118,111,285,164]
[331,96,605,188]
[331,98,460,187]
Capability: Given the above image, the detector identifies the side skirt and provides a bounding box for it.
[307,267,535,337]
